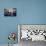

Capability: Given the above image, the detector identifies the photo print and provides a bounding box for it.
[4,8,17,16]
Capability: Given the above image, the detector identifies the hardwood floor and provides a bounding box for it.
[19,40,46,46]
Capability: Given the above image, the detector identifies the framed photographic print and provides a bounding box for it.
[18,24,46,41]
[4,8,17,16]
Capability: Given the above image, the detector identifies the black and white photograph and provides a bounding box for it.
[4,8,16,16]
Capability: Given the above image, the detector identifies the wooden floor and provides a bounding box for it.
[19,40,46,46]
[0,40,46,46]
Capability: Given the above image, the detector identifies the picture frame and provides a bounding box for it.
[4,8,17,16]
